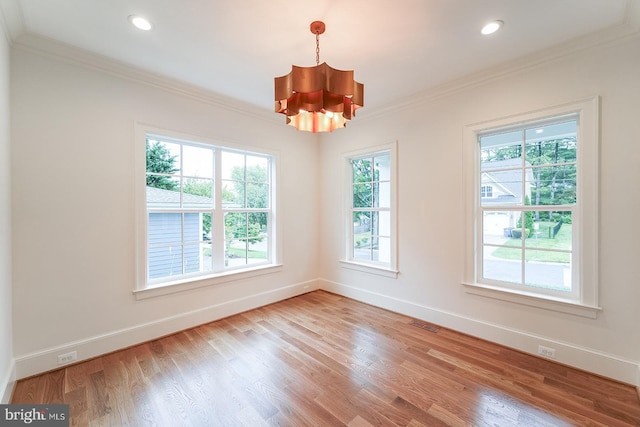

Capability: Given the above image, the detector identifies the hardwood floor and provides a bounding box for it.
[11,291,640,426]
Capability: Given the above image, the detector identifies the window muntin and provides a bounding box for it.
[144,134,273,287]
[349,152,391,265]
[478,118,577,298]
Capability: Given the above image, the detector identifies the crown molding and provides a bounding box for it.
[361,2,640,121]
[12,32,280,126]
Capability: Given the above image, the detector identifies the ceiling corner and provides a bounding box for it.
[0,0,26,45]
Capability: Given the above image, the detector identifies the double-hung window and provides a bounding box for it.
[136,126,277,296]
[463,98,599,317]
[342,143,398,277]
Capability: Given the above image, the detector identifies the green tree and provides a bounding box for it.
[482,136,576,224]
[146,140,178,190]
[225,164,268,245]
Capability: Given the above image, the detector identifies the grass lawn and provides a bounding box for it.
[227,247,267,259]
[491,221,571,263]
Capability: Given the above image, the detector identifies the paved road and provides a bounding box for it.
[483,258,571,291]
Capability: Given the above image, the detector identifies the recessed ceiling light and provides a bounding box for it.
[481,20,503,35]
[129,15,152,31]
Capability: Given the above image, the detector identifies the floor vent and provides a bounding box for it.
[409,320,440,333]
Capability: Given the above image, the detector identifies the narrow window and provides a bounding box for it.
[343,143,398,277]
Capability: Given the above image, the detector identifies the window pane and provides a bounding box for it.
[226,239,247,267]
[148,213,182,246]
[247,183,268,208]
[354,212,371,235]
[353,183,372,208]
[480,166,525,206]
[146,139,180,175]
[246,155,269,183]
[525,212,572,251]
[148,245,183,279]
[183,178,213,208]
[352,158,372,182]
[525,254,571,292]
[248,237,268,265]
[483,245,522,283]
[182,145,213,178]
[201,213,212,242]
[184,243,201,273]
[374,182,390,208]
[482,211,517,245]
[221,151,244,180]
[201,243,212,272]
[222,180,245,208]
[375,236,390,263]
[525,121,576,166]
[225,212,247,240]
[377,211,391,238]
[527,165,576,206]
[353,236,371,261]
[146,180,181,208]
[183,213,201,243]
[374,154,390,181]
[480,130,523,167]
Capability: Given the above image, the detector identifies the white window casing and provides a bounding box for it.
[462,97,600,318]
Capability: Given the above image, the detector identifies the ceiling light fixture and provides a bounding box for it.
[129,15,152,31]
[481,20,503,35]
[274,21,364,133]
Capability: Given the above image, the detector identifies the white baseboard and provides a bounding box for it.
[14,280,320,380]
[320,279,640,387]
[1,359,15,404]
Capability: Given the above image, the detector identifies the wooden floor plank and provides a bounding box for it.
[11,291,640,426]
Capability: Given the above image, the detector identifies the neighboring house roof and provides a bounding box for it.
[146,186,213,208]
[481,158,534,204]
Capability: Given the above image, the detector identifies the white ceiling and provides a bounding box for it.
[1,0,638,114]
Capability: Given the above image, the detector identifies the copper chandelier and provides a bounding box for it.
[274,21,364,133]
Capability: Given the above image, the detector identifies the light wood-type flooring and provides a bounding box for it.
[11,291,640,426]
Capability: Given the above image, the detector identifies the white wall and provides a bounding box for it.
[8,24,640,387]
[0,11,14,403]
[319,36,640,385]
[10,40,321,377]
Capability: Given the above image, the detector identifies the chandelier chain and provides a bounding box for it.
[315,33,320,66]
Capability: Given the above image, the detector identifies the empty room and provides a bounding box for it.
[1,0,639,425]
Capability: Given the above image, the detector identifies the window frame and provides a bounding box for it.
[341,142,398,278]
[134,124,281,299]
[462,98,601,318]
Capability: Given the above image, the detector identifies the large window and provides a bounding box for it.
[463,99,600,317]
[137,127,277,294]
[479,119,577,298]
[343,143,398,277]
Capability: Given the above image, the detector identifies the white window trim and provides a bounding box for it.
[341,141,399,278]
[462,97,601,318]
[134,123,282,298]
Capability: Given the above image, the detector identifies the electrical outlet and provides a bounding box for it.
[538,345,556,359]
[57,351,77,365]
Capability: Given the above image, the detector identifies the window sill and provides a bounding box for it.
[462,282,601,319]
[340,260,399,278]
[134,264,283,300]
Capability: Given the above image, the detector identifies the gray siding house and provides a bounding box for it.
[146,187,212,279]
